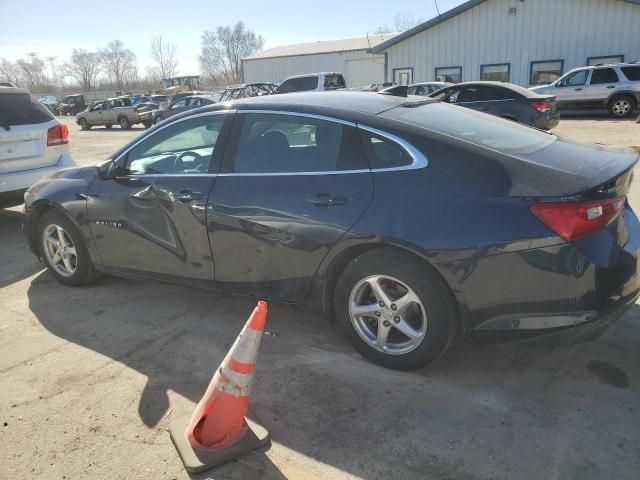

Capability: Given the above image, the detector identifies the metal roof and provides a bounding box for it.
[371,0,640,53]
[243,33,398,61]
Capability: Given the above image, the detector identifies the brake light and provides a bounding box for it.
[46,124,69,146]
[531,100,552,113]
[530,196,626,241]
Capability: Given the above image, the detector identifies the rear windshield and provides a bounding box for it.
[325,74,346,89]
[382,102,555,155]
[0,93,54,127]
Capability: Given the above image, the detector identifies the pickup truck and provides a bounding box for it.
[76,97,152,130]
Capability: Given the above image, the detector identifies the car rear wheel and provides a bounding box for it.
[154,116,164,125]
[38,210,99,287]
[334,249,456,370]
[609,95,636,118]
[79,118,90,131]
[119,116,131,129]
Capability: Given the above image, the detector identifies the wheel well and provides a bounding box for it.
[321,244,461,332]
[608,92,637,106]
[28,203,57,254]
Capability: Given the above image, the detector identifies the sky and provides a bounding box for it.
[0,0,466,79]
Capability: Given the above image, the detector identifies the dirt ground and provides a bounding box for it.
[1,115,640,480]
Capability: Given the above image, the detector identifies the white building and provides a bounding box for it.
[241,33,397,87]
[371,0,640,86]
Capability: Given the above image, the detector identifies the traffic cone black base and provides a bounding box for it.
[169,413,270,473]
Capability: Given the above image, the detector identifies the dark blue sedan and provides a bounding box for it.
[23,92,640,370]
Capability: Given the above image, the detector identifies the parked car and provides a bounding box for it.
[379,85,409,97]
[38,95,59,113]
[131,95,169,109]
[76,97,148,130]
[0,87,75,207]
[170,91,211,104]
[530,63,640,118]
[148,95,218,126]
[57,94,86,115]
[22,92,640,370]
[277,72,346,93]
[407,82,453,96]
[428,81,559,130]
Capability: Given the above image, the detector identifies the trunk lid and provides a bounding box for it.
[0,119,62,174]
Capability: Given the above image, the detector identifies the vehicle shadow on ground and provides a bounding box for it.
[0,209,43,288]
[75,127,147,133]
[25,266,640,479]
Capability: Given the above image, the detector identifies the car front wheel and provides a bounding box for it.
[79,118,90,130]
[119,116,131,129]
[38,210,99,286]
[334,249,456,370]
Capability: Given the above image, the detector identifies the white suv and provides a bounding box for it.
[0,87,76,207]
[530,63,640,118]
[277,72,346,93]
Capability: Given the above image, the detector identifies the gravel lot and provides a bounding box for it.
[1,115,639,480]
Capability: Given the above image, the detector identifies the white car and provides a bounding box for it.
[0,87,76,207]
[277,72,346,93]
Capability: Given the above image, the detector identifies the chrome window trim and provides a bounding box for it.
[115,108,428,178]
[114,109,235,168]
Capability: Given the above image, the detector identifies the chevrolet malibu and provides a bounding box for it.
[23,92,640,370]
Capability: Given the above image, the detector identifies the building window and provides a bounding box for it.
[435,66,462,83]
[480,63,510,82]
[530,60,563,85]
[393,68,413,86]
[587,55,624,66]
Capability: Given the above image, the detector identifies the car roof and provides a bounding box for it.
[283,72,342,79]
[0,86,30,94]
[221,91,415,116]
[409,81,450,86]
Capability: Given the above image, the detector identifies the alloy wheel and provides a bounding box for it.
[349,275,427,355]
[612,99,631,116]
[42,224,77,278]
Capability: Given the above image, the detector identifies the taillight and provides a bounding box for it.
[531,100,552,113]
[530,196,626,241]
[47,124,69,146]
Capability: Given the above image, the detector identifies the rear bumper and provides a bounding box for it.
[531,113,560,130]
[0,153,76,199]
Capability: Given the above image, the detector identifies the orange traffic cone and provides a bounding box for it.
[170,301,270,473]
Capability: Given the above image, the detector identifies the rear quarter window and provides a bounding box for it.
[0,93,54,126]
[621,66,640,81]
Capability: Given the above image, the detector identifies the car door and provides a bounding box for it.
[85,102,104,124]
[456,85,487,112]
[86,112,231,283]
[207,111,374,302]
[584,67,620,108]
[550,70,589,108]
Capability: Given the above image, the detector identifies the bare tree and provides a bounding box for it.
[17,52,47,89]
[150,36,178,80]
[199,22,264,85]
[375,12,424,33]
[0,58,23,86]
[100,40,137,90]
[62,49,102,91]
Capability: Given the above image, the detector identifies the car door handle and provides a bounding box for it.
[174,190,202,202]
[606,85,615,89]
[574,88,583,91]
[481,106,490,111]
[306,193,347,207]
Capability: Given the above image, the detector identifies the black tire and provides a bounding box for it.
[79,118,90,131]
[37,210,99,287]
[609,95,636,118]
[119,116,131,129]
[334,249,456,370]
[154,116,164,125]
[143,120,152,129]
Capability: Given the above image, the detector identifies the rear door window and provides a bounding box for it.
[300,76,319,91]
[621,66,640,81]
[0,93,54,126]
[226,113,366,173]
[590,68,619,84]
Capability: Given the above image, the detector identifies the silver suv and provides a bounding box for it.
[530,63,640,118]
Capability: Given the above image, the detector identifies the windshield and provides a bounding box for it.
[382,102,555,155]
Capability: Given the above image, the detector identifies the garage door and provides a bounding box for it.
[345,57,385,88]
